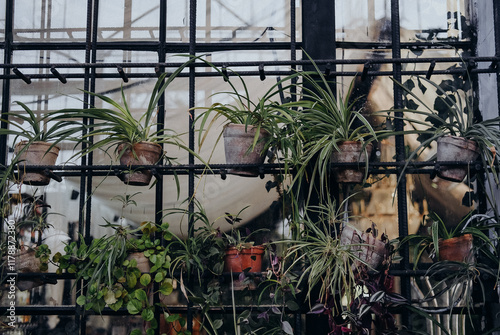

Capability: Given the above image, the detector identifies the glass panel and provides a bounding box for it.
[95,50,158,74]
[400,0,472,42]
[13,0,88,42]
[335,0,472,43]
[164,0,294,43]
[336,0,392,43]
[13,50,86,69]
[97,0,160,41]
[0,3,5,41]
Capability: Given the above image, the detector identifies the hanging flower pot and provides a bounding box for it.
[117,141,163,186]
[331,141,373,184]
[14,141,60,186]
[223,245,265,272]
[340,224,388,270]
[222,124,269,177]
[14,246,47,291]
[438,234,474,263]
[436,136,479,182]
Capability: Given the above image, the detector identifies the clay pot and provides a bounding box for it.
[126,252,151,273]
[438,234,474,263]
[340,225,387,270]
[14,141,60,186]
[222,124,269,177]
[14,247,46,290]
[223,245,265,272]
[436,136,479,182]
[331,141,373,183]
[117,142,162,186]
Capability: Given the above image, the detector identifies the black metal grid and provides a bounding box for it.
[0,1,499,334]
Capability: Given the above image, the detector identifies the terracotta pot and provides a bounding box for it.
[126,252,151,273]
[331,141,373,183]
[222,124,270,177]
[436,136,479,182]
[223,246,265,272]
[340,225,387,270]
[14,247,46,290]
[14,141,60,186]
[117,142,162,186]
[438,234,474,263]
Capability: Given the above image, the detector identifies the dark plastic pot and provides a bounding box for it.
[331,141,373,183]
[222,124,269,177]
[117,141,162,186]
[436,136,479,182]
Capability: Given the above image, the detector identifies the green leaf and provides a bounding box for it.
[135,289,148,302]
[141,308,155,322]
[286,300,300,311]
[159,281,174,296]
[212,319,223,329]
[76,295,87,306]
[127,299,142,315]
[109,299,123,312]
[140,273,151,287]
[130,330,142,335]
[104,290,118,305]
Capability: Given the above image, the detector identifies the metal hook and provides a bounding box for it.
[50,66,67,84]
[220,168,227,180]
[426,60,436,79]
[361,62,371,81]
[259,64,266,81]
[117,66,129,82]
[258,166,265,179]
[154,65,162,77]
[13,68,31,84]
[222,64,229,82]
[324,63,331,77]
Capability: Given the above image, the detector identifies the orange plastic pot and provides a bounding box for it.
[223,246,265,272]
[438,234,474,263]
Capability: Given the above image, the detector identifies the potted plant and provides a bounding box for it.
[283,54,383,201]
[390,73,500,183]
[195,62,299,177]
[61,57,201,186]
[219,209,268,273]
[53,193,175,335]
[398,210,497,267]
[280,199,368,320]
[0,101,83,185]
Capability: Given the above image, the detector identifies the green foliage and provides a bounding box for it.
[0,101,83,145]
[399,210,499,268]
[281,198,367,315]
[282,52,385,200]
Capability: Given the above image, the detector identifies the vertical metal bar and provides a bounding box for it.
[153,2,168,335]
[494,1,500,119]
[0,0,14,166]
[187,0,197,332]
[391,0,411,329]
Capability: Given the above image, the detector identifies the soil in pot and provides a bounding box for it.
[14,141,60,186]
[331,141,373,184]
[436,136,480,182]
[222,124,269,177]
[438,234,474,263]
[117,142,162,186]
[223,245,265,273]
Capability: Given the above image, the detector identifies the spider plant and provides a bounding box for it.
[283,52,383,199]
[0,101,83,149]
[399,210,498,268]
[60,57,198,160]
[281,198,367,315]
[194,59,300,158]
